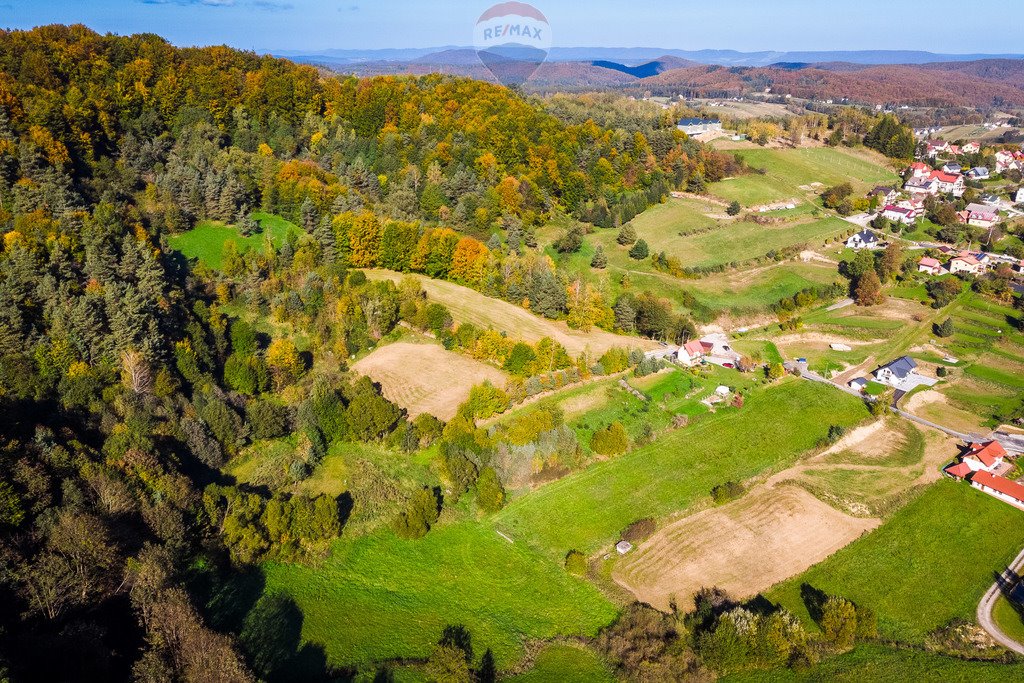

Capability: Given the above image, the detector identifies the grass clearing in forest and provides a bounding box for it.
[508,645,615,683]
[168,212,299,269]
[494,379,869,559]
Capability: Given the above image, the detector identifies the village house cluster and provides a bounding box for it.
[945,440,1024,510]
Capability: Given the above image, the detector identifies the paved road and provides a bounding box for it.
[977,546,1024,655]
[892,408,973,441]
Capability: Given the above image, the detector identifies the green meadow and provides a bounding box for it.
[168,211,300,269]
[767,480,1024,643]
[251,522,617,670]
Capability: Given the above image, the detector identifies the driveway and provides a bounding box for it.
[977,546,1024,656]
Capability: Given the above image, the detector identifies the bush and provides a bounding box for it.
[711,481,745,504]
[726,201,741,216]
[820,596,858,652]
[475,467,506,513]
[590,422,628,455]
[934,317,955,337]
[564,549,588,575]
[393,487,441,539]
[553,226,584,253]
[621,518,656,544]
[936,366,948,377]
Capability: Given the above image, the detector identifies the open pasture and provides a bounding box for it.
[253,522,617,670]
[168,212,299,269]
[352,341,508,420]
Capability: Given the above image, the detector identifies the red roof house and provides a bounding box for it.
[945,462,972,479]
[970,470,1024,506]
[968,441,1008,468]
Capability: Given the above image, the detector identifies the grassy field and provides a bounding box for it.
[168,212,299,269]
[723,643,1024,682]
[508,645,615,683]
[767,480,1024,643]
[253,522,617,670]
[992,595,1024,646]
[710,147,898,207]
[688,261,841,315]
[494,379,869,558]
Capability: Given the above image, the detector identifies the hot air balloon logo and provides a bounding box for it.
[473,2,552,87]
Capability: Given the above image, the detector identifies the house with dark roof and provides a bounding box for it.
[873,356,918,387]
[846,229,880,250]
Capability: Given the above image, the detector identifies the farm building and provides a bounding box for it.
[675,334,741,368]
[965,441,1008,473]
[676,118,722,135]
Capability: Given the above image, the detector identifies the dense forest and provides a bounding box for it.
[0,24,751,681]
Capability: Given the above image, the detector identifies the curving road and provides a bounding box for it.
[977,546,1024,655]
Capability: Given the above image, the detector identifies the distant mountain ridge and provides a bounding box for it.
[274,46,1024,67]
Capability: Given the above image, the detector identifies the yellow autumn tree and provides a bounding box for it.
[449,237,489,285]
[266,338,304,389]
[347,212,381,268]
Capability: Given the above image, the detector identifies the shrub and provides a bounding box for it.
[564,549,588,575]
[475,467,506,513]
[590,422,629,455]
[621,518,656,544]
[936,366,948,377]
[726,200,741,216]
[934,317,955,337]
[820,596,858,652]
[711,481,745,504]
[247,399,290,440]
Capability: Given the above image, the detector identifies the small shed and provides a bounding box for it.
[715,385,731,397]
[849,377,868,392]
[615,541,633,555]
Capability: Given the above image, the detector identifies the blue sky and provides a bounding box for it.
[3,0,1021,53]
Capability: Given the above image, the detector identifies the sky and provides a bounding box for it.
[2,0,1021,54]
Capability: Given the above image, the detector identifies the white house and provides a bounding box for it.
[967,167,990,180]
[930,170,965,197]
[882,204,916,225]
[677,118,722,135]
[907,162,932,179]
[949,253,985,275]
[925,141,949,158]
[873,356,918,387]
[904,177,939,196]
[963,441,1008,473]
[963,203,1000,229]
[963,142,981,154]
[869,186,900,207]
[918,257,947,276]
[942,162,962,174]
[1016,187,1024,204]
[970,471,1024,510]
[846,229,881,250]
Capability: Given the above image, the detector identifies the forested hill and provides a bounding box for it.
[0,25,736,681]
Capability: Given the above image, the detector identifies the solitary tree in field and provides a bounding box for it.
[590,246,608,269]
[629,239,649,260]
[935,317,955,337]
[854,270,884,306]
[617,223,637,245]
